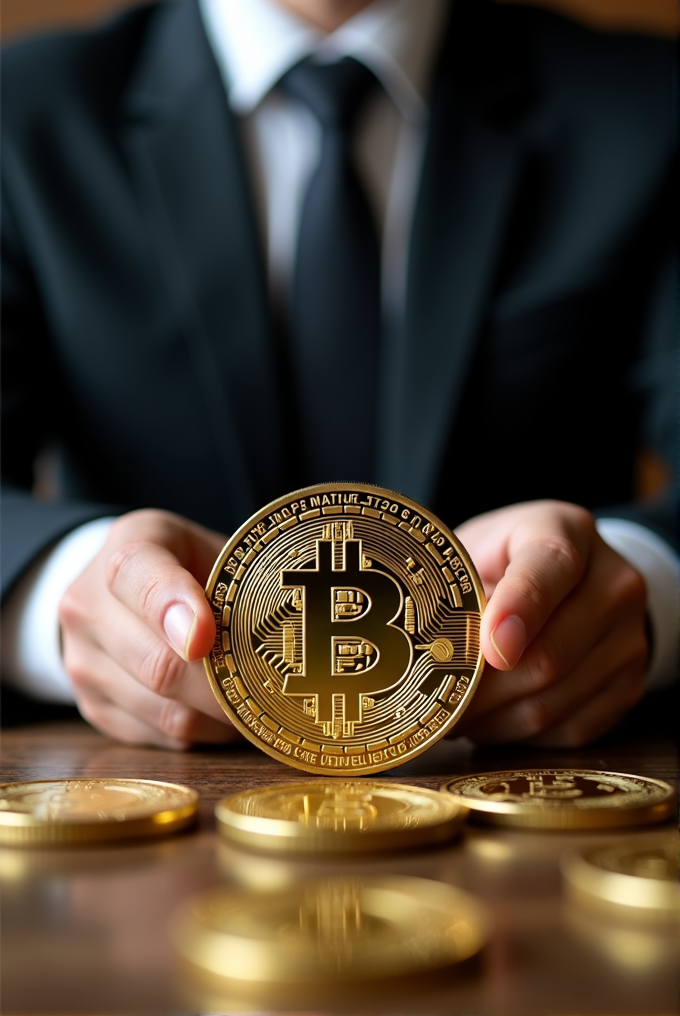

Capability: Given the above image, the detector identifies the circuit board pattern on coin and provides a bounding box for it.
[204,484,485,774]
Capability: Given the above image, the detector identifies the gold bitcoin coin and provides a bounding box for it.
[0,778,199,845]
[561,840,680,914]
[215,780,467,854]
[172,875,490,985]
[204,483,485,774]
[440,770,675,830]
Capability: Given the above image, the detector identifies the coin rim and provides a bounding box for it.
[439,770,676,830]
[203,482,486,776]
[0,778,200,845]
[171,874,491,984]
[215,780,467,854]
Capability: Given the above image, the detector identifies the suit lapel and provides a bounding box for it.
[120,0,283,524]
[377,0,534,509]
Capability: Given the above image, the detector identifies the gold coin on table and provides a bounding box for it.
[172,875,490,985]
[204,482,485,775]
[440,770,676,830]
[561,841,680,914]
[0,778,199,846]
[215,780,467,854]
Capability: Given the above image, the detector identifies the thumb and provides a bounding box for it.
[481,536,585,670]
[106,539,217,661]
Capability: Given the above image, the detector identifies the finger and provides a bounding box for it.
[67,641,238,746]
[78,694,194,750]
[481,534,588,671]
[110,509,226,584]
[462,622,646,744]
[526,666,646,747]
[105,539,216,661]
[91,596,227,719]
[463,569,615,723]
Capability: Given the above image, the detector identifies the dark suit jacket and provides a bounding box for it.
[1,0,676,600]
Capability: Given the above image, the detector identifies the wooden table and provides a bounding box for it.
[1,715,677,1015]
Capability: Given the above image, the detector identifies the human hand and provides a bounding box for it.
[453,501,648,746]
[59,509,239,748]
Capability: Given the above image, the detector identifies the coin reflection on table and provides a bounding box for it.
[171,875,490,992]
[216,837,299,892]
[561,840,680,916]
[563,899,680,974]
[216,781,467,854]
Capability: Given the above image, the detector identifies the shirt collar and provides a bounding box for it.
[199,0,450,121]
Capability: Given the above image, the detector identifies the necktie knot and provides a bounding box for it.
[280,57,377,131]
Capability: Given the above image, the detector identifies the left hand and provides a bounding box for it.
[453,501,648,746]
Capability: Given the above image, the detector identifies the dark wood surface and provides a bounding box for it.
[1,715,677,1015]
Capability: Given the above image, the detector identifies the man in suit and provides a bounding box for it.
[2,0,677,748]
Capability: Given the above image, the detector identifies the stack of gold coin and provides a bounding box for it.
[440,769,676,830]
[561,840,680,916]
[215,780,467,854]
[172,875,491,988]
[0,778,199,846]
[203,482,486,776]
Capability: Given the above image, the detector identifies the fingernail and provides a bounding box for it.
[163,603,196,659]
[490,615,526,670]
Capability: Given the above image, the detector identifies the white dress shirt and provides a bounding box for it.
[2,0,677,701]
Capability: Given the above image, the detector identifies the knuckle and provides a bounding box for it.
[140,640,185,697]
[525,635,562,690]
[158,699,195,743]
[106,540,168,622]
[61,644,92,693]
[542,534,584,581]
[621,565,647,609]
[105,539,144,593]
[58,583,89,630]
[552,722,590,749]
[516,695,553,738]
[514,536,582,616]
[75,695,108,733]
[515,570,551,618]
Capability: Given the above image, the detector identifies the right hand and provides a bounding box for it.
[59,509,241,748]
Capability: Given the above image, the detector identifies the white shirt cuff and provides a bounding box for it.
[596,518,679,690]
[1,517,115,702]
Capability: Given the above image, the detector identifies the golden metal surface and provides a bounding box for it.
[0,778,199,845]
[204,483,485,775]
[171,875,490,985]
[440,770,675,830]
[215,780,467,854]
[561,840,680,913]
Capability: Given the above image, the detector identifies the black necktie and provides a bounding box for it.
[280,58,380,483]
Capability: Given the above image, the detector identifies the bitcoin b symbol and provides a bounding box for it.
[281,540,412,737]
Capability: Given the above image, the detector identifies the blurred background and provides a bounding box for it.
[1,0,678,41]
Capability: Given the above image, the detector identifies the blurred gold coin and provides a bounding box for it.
[215,780,467,854]
[204,482,485,775]
[171,875,490,985]
[0,778,199,845]
[561,840,680,914]
[440,770,675,830]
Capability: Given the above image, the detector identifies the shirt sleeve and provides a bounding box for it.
[1,517,115,702]
[596,517,679,690]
